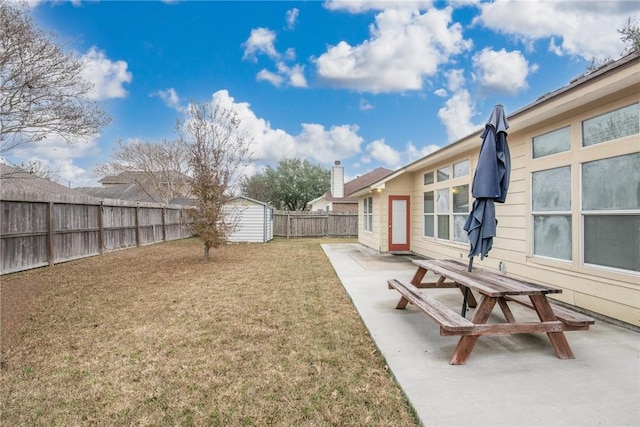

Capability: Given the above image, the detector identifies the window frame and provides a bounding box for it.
[363,196,373,232]
[527,102,640,276]
[422,163,470,243]
[580,153,640,272]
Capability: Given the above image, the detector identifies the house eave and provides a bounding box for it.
[350,52,640,197]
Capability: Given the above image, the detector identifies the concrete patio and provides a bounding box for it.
[322,243,640,427]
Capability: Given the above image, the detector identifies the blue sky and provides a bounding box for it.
[5,0,640,187]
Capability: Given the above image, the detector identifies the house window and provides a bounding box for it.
[453,160,469,178]
[423,191,434,237]
[437,166,449,182]
[533,126,571,159]
[437,189,450,239]
[423,171,434,185]
[582,103,639,147]
[532,166,572,260]
[582,153,640,272]
[452,185,469,243]
[363,196,373,232]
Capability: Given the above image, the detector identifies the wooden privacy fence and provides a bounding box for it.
[274,210,358,238]
[1,192,192,275]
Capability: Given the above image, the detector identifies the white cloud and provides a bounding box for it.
[366,139,401,166]
[359,98,374,111]
[286,8,299,29]
[437,89,479,143]
[256,69,284,86]
[434,88,447,97]
[5,134,102,187]
[472,48,535,94]
[295,123,363,161]
[405,141,440,162]
[445,68,465,91]
[314,7,472,93]
[284,47,297,61]
[153,88,182,110]
[209,90,363,165]
[360,138,436,168]
[473,0,638,59]
[276,62,308,87]
[80,47,131,100]
[242,27,306,88]
[242,27,278,61]
[324,1,433,13]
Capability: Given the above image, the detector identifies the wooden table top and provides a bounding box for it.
[412,258,563,297]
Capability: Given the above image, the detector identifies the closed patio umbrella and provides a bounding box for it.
[461,104,511,315]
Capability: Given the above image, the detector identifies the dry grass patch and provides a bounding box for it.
[1,237,418,426]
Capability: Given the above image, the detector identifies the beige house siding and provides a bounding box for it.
[358,192,381,251]
[354,53,639,326]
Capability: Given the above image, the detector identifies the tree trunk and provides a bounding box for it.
[203,244,210,261]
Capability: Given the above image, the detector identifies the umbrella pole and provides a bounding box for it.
[461,257,473,317]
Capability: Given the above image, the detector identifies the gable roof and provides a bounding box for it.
[318,166,394,203]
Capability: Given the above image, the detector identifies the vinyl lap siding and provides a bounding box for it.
[228,204,273,243]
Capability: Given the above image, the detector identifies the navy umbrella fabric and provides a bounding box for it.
[461,105,511,315]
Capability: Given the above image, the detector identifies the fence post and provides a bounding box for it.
[135,203,140,247]
[48,201,55,267]
[325,211,330,237]
[287,212,291,239]
[162,207,167,242]
[98,201,104,254]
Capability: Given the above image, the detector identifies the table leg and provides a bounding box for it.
[450,296,497,365]
[410,267,427,286]
[529,295,575,359]
[457,285,478,308]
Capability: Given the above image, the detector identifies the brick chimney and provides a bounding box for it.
[331,160,344,198]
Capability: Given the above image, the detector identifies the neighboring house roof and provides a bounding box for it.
[0,164,97,201]
[352,51,640,197]
[84,170,194,203]
[168,196,198,206]
[98,170,191,186]
[311,167,394,205]
[76,183,160,203]
[338,167,394,201]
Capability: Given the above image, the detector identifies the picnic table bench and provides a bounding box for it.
[388,259,594,365]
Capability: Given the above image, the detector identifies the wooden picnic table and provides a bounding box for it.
[388,258,594,365]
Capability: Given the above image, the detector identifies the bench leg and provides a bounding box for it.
[450,296,497,365]
[497,298,516,323]
[530,295,575,359]
[396,296,410,309]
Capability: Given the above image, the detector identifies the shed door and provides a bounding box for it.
[388,196,410,252]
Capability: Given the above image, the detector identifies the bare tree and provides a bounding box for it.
[619,17,640,55]
[177,102,251,260]
[586,17,639,73]
[0,1,110,155]
[94,138,190,204]
[19,159,58,180]
[0,159,58,181]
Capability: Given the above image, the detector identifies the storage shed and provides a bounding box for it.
[226,196,274,243]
